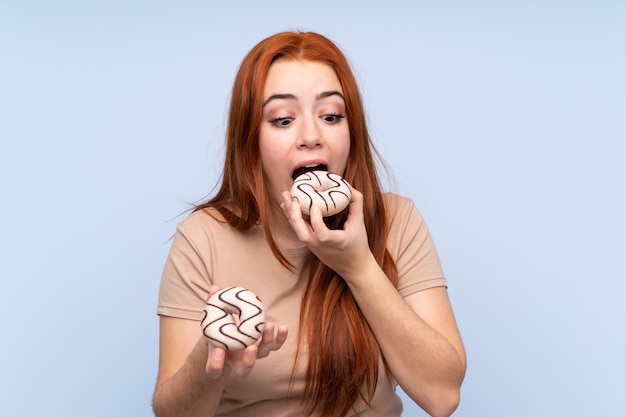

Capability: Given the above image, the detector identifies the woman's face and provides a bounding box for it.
[259,59,351,208]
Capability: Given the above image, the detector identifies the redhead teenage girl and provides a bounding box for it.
[153,31,466,417]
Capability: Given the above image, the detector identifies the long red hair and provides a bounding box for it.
[195,31,398,417]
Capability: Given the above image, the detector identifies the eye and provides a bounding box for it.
[321,113,346,124]
[270,117,294,127]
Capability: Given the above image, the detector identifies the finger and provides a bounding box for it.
[308,206,333,241]
[285,195,314,242]
[230,345,258,378]
[274,325,289,348]
[348,188,364,221]
[256,323,275,358]
[205,347,226,379]
[280,191,293,215]
[208,285,221,297]
[257,324,289,358]
[342,188,365,233]
[281,191,303,221]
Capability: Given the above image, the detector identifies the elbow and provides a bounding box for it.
[407,378,463,417]
[423,387,461,417]
[152,393,164,417]
[425,358,466,416]
[152,385,170,417]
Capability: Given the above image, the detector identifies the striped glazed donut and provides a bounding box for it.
[201,287,265,351]
[290,170,352,217]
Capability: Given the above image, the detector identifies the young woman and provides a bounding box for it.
[153,31,466,417]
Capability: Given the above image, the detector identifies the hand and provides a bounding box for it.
[204,286,288,379]
[280,187,377,282]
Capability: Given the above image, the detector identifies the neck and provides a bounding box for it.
[266,202,306,250]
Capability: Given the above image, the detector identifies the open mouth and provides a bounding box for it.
[291,164,328,181]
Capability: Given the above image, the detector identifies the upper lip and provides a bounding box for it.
[291,160,328,180]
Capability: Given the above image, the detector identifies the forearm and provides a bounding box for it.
[153,338,229,417]
[344,257,466,416]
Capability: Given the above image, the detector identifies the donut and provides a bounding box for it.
[201,286,265,351]
[290,170,352,217]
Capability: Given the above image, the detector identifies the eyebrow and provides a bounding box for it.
[262,90,345,108]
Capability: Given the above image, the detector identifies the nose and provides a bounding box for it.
[297,116,322,148]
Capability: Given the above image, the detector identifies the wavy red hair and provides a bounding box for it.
[195,31,398,417]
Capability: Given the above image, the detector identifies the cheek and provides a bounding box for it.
[343,131,351,155]
[337,133,351,175]
[258,131,276,164]
[336,128,351,162]
[258,132,286,176]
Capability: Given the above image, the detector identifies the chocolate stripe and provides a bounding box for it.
[201,286,265,351]
[290,171,351,216]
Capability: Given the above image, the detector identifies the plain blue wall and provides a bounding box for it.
[1,1,624,416]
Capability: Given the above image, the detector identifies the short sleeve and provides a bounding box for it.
[156,215,214,320]
[385,194,447,297]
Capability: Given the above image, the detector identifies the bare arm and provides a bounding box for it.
[282,190,466,417]
[153,289,288,417]
[344,262,466,417]
[152,317,228,417]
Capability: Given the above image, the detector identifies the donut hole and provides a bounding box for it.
[201,287,265,351]
[291,171,351,218]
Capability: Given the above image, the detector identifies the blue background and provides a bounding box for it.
[1,1,624,416]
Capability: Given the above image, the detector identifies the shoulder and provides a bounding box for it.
[167,208,233,258]
[383,192,418,212]
[383,192,425,226]
[179,207,227,227]
[382,192,433,256]
[174,207,265,253]
[382,193,446,293]
[175,208,230,238]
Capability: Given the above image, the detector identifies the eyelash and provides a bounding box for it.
[269,117,294,127]
[269,113,346,127]
[322,113,346,124]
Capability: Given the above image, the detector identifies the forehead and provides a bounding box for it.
[263,59,343,96]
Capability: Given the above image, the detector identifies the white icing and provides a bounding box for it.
[201,287,265,350]
[290,171,351,217]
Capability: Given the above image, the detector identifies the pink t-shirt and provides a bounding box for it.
[157,193,447,416]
